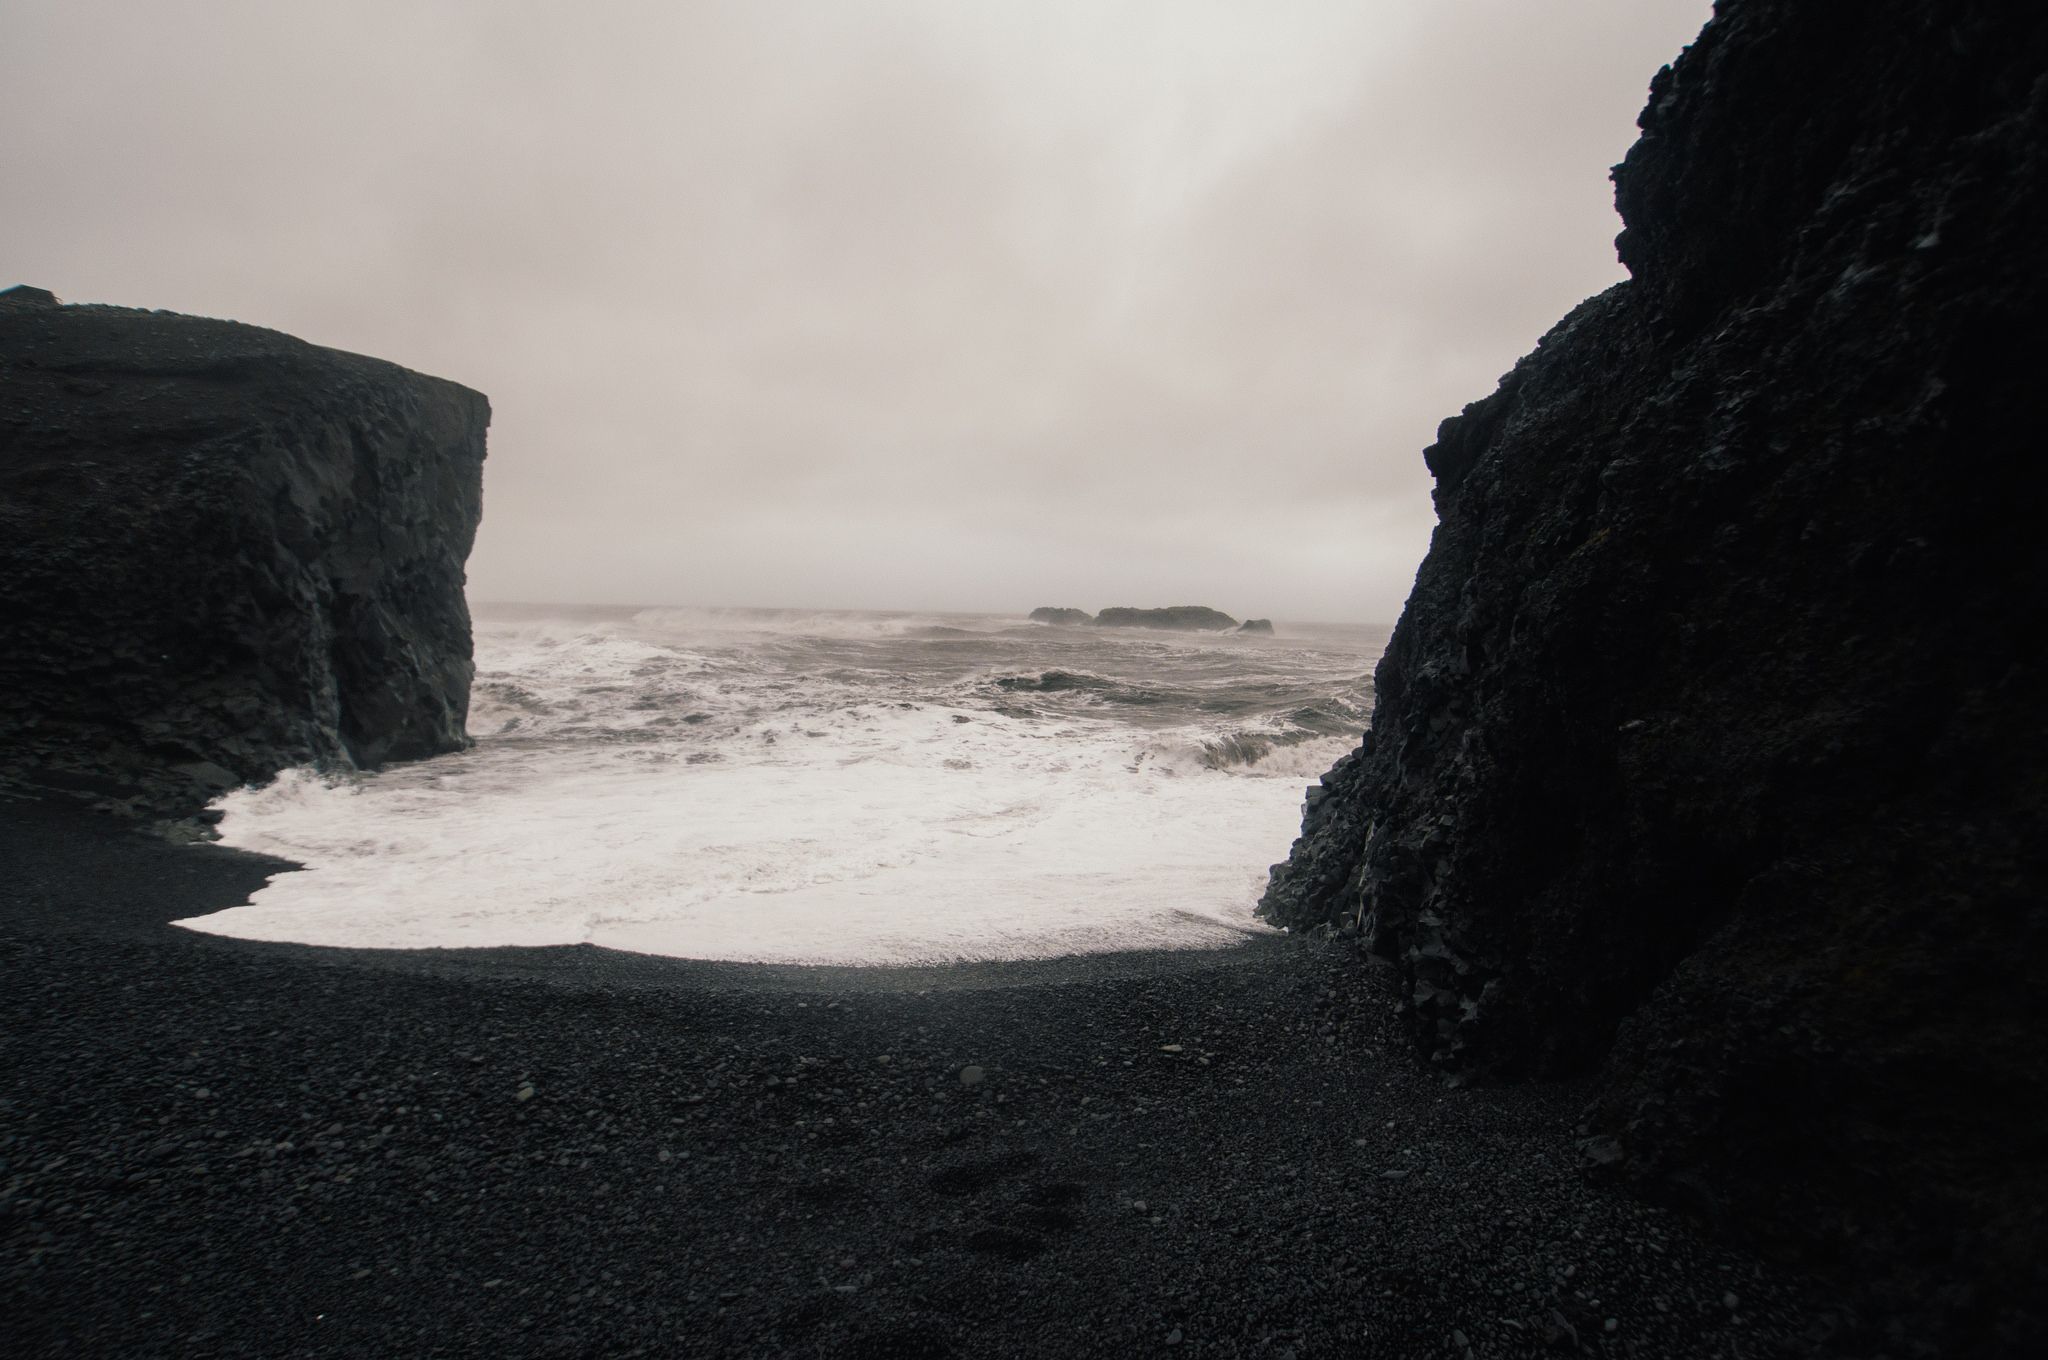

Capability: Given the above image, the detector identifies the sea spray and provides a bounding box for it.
[178,605,1384,963]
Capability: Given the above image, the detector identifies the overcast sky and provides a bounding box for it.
[5,0,1711,622]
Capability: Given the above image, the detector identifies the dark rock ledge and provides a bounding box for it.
[0,294,489,825]
[1262,0,2048,1350]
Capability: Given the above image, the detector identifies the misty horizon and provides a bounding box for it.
[5,0,1714,623]
[468,596,1388,630]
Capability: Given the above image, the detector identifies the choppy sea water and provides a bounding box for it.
[176,605,1384,964]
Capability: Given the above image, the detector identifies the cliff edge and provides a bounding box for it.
[0,294,490,822]
[1262,0,2046,1347]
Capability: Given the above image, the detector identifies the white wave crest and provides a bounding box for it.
[172,604,1384,963]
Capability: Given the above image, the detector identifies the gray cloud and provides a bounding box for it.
[3,0,1712,621]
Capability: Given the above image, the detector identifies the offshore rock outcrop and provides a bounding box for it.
[1094,605,1238,632]
[1263,0,2046,1348]
[1028,606,1094,625]
[0,295,490,823]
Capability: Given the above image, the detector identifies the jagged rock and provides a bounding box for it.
[1236,619,1275,635]
[1262,0,2047,1346]
[1028,607,1094,625]
[0,300,490,820]
[1262,740,1374,929]
[1094,606,1238,632]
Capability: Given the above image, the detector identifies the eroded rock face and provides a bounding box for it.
[1262,0,2046,1344]
[0,300,490,821]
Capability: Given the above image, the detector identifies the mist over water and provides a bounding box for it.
[178,604,1384,963]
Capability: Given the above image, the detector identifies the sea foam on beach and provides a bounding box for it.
[176,605,1383,964]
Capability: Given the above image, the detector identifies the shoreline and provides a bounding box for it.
[2,801,1851,1357]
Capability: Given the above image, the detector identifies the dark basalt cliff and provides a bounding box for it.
[1263,0,2046,1346]
[0,294,489,823]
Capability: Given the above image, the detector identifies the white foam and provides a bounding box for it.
[174,609,1371,964]
[180,708,1324,963]
[627,605,993,641]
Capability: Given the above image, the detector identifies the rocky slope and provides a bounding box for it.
[0,292,489,823]
[1262,0,2046,1348]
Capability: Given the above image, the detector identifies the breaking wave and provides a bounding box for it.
[179,605,1388,964]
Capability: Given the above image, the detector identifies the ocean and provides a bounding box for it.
[176,604,1385,963]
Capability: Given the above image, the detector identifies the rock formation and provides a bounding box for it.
[0,296,490,824]
[1094,605,1238,632]
[1028,606,1094,625]
[1262,0,2047,1347]
[1,284,60,311]
[1236,618,1274,635]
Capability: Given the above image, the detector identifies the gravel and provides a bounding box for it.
[1,802,1856,1357]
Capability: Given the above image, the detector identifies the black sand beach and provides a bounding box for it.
[2,804,1850,1358]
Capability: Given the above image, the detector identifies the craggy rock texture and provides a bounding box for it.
[0,296,489,822]
[1263,0,2046,1349]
